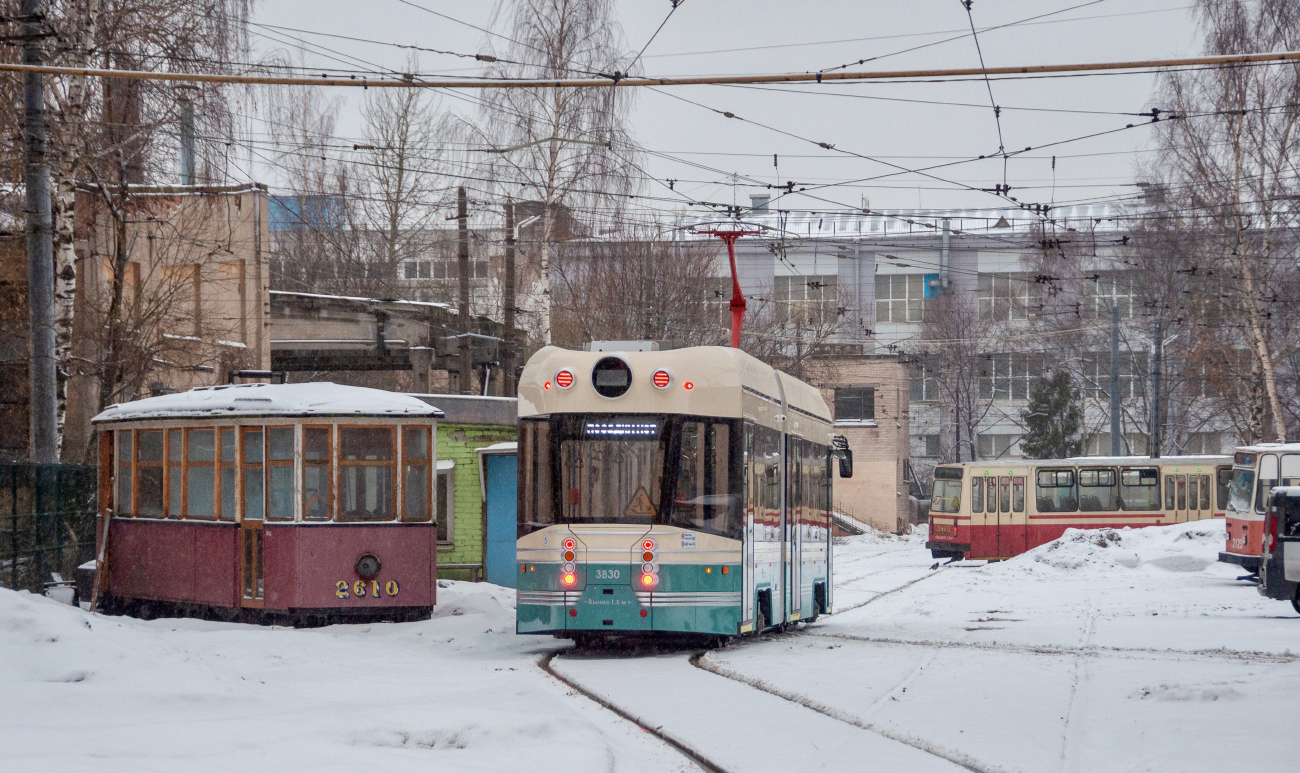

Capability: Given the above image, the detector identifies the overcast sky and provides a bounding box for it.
[250,0,1203,216]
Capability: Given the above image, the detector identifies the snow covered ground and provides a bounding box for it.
[3,521,1296,772]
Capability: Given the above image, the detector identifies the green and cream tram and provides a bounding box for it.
[515,345,842,640]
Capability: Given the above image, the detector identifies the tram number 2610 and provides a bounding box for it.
[336,579,400,599]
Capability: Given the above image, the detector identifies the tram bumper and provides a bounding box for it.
[1218,551,1260,572]
[571,584,652,632]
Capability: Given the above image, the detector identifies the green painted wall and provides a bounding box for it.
[437,423,516,580]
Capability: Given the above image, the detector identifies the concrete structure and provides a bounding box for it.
[411,394,517,581]
[804,356,913,533]
[62,184,272,463]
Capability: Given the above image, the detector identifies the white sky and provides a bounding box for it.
[250,0,1203,215]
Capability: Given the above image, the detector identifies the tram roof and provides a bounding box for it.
[92,382,444,424]
[938,454,1231,468]
[1233,443,1300,454]
[518,345,831,424]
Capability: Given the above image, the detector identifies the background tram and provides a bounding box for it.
[515,345,844,641]
[91,382,443,625]
[1220,443,1300,572]
[926,455,1231,561]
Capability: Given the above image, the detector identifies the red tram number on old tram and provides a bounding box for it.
[335,580,400,599]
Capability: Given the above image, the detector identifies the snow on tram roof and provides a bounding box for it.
[92,382,443,424]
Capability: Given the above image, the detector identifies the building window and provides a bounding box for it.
[1081,352,1145,399]
[1083,433,1148,456]
[775,275,838,326]
[920,434,941,457]
[1186,432,1220,455]
[1085,272,1136,319]
[977,433,1021,460]
[980,353,1039,400]
[404,262,418,279]
[834,387,875,423]
[909,360,938,401]
[875,274,924,323]
[978,273,1039,321]
[436,462,455,542]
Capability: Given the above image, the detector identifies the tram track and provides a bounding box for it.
[537,650,732,773]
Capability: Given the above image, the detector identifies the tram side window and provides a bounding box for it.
[1078,468,1118,512]
[117,431,133,516]
[1200,474,1211,511]
[167,430,182,517]
[339,427,396,521]
[1036,469,1076,513]
[1165,476,1176,510]
[303,427,332,521]
[242,429,264,521]
[186,429,216,519]
[1012,477,1025,512]
[931,467,962,513]
[402,426,432,522]
[970,476,983,512]
[136,430,164,517]
[267,427,294,521]
[1120,467,1160,510]
[219,429,236,521]
[518,419,554,535]
[1216,468,1231,510]
[666,419,740,538]
[750,424,781,535]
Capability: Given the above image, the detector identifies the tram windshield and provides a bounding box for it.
[518,414,745,538]
[1227,467,1255,514]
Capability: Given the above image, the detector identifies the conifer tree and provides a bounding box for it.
[1020,370,1083,459]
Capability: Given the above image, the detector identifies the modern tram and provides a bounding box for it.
[926,455,1231,561]
[514,345,844,641]
[1219,443,1300,573]
[90,382,444,625]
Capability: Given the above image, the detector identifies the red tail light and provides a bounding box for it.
[563,538,576,551]
[1266,512,1278,553]
[555,369,574,389]
[652,370,671,389]
[562,572,577,587]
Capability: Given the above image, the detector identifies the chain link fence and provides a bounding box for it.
[0,464,98,593]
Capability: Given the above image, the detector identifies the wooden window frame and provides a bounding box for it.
[337,424,398,523]
[436,462,455,543]
[241,426,265,523]
[401,424,434,523]
[302,424,334,522]
[134,429,166,519]
[166,428,183,518]
[217,426,238,522]
[265,425,295,522]
[117,429,134,517]
[185,427,218,520]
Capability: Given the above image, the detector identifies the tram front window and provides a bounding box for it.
[665,420,740,537]
[559,415,665,525]
[1227,467,1255,514]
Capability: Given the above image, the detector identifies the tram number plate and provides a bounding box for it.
[594,569,621,580]
[335,579,400,599]
[933,523,955,538]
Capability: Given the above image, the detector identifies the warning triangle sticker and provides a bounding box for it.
[624,486,657,518]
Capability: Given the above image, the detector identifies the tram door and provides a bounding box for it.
[787,438,802,622]
[995,476,1026,558]
[995,476,1010,557]
[237,428,264,608]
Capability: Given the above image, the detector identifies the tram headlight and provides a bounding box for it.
[563,562,576,573]
[563,538,576,551]
[641,562,655,574]
[642,539,655,551]
[639,573,657,588]
[562,572,577,587]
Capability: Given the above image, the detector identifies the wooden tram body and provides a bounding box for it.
[92,383,443,625]
[515,345,838,640]
[926,455,1232,561]
[1219,443,1300,573]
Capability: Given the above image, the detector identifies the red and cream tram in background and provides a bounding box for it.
[926,455,1231,561]
[91,382,443,625]
[1219,443,1300,573]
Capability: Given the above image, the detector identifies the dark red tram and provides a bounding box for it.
[90,382,443,626]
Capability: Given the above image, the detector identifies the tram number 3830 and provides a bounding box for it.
[335,580,400,599]
[594,569,621,580]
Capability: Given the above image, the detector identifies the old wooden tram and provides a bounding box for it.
[91,382,443,625]
[515,345,844,641]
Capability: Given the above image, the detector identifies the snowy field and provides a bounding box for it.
[4,521,1297,772]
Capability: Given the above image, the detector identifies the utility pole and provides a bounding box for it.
[1150,320,1163,459]
[457,186,472,395]
[23,0,57,464]
[1110,306,1121,456]
[502,200,516,398]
